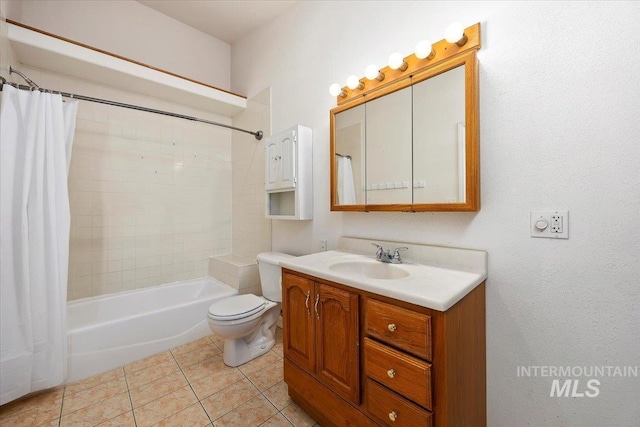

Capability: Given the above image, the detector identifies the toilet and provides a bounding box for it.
[207,252,294,367]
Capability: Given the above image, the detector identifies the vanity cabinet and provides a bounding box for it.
[282,272,360,404]
[282,269,486,427]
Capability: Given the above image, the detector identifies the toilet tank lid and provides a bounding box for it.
[257,252,295,265]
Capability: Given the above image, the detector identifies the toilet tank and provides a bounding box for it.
[257,252,295,302]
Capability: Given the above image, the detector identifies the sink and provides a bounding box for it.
[328,260,410,280]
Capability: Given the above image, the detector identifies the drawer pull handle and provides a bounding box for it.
[314,294,320,319]
[387,369,396,378]
[388,323,397,332]
[389,411,398,422]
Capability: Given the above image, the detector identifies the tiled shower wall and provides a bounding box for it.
[17,67,234,300]
[231,89,271,259]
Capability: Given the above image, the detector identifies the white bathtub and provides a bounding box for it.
[66,277,237,382]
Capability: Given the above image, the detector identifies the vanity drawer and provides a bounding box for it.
[365,299,432,361]
[366,378,433,427]
[364,338,432,410]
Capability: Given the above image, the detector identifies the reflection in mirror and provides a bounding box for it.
[365,86,412,205]
[334,104,365,205]
[412,65,466,204]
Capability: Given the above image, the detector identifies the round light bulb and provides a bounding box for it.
[329,83,343,97]
[346,75,361,90]
[445,22,465,43]
[415,40,433,59]
[388,52,404,70]
[365,64,380,80]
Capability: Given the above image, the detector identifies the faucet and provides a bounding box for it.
[372,243,408,264]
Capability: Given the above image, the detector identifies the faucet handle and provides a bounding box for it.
[371,243,384,258]
[391,247,408,263]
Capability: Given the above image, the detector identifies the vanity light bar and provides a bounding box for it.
[328,22,480,104]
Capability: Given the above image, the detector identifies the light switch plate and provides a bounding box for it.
[530,210,569,239]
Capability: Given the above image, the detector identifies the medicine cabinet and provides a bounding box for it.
[265,125,313,220]
[330,23,481,212]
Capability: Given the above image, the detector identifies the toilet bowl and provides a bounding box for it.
[207,252,294,367]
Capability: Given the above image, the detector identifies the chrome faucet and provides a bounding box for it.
[372,243,408,264]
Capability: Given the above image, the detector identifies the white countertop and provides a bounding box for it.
[280,238,487,312]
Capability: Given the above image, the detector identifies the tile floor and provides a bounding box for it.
[0,328,320,427]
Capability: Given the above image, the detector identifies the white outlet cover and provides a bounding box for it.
[530,210,569,239]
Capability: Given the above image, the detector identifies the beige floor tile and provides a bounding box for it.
[0,386,63,422]
[238,351,281,377]
[247,362,284,391]
[60,391,131,427]
[0,405,61,427]
[270,342,284,358]
[260,412,294,427]
[262,381,292,411]
[129,370,188,408]
[207,333,224,348]
[95,411,136,426]
[190,368,245,400]
[172,336,215,356]
[124,351,175,374]
[150,402,210,427]
[133,385,198,427]
[62,376,128,415]
[64,368,124,396]
[213,395,278,427]
[181,354,234,383]
[200,378,260,421]
[281,402,317,427]
[36,419,60,427]
[173,342,222,369]
[125,358,180,389]
[275,328,283,344]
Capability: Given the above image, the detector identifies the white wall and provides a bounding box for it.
[2,0,230,89]
[232,1,640,425]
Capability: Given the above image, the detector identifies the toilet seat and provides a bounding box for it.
[208,294,266,321]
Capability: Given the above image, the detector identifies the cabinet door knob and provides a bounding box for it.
[387,369,396,378]
[388,411,398,422]
[388,323,397,332]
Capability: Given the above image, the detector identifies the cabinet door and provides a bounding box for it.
[265,129,296,191]
[282,273,315,373]
[315,283,360,404]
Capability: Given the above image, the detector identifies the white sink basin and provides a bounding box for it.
[328,260,410,280]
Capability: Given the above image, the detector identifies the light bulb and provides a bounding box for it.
[329,83,345,97]
[445,22,467,46]
[388,52,408,71]
[365,64,381,81]
[415,40,434,60]
[346,75,363,90]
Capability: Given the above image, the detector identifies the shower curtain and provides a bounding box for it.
[337,156,357,205]
[0,85,78,405]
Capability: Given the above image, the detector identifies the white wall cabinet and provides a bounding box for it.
[265,125,313,220]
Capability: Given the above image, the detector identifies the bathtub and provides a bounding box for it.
[66,277,237,382]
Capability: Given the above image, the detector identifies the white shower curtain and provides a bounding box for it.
[337,156,357,205]
[0,85,78,405]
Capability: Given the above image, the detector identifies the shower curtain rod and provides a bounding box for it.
[0,70,264,140]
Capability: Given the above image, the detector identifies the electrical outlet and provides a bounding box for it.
[320,239,327,251]
[531,210,569,239]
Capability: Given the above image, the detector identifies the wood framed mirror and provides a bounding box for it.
[330,23,481,212]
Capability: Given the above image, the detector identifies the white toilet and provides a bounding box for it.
[207,252,294,367]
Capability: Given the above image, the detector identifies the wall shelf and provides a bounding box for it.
[6,22,246,116]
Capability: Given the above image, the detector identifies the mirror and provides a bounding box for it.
[331,47,479,212]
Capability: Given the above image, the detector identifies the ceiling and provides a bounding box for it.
[137,0,298,44]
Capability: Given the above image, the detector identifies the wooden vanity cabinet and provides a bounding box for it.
[282,272,360,405]
[283,269,486,427]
